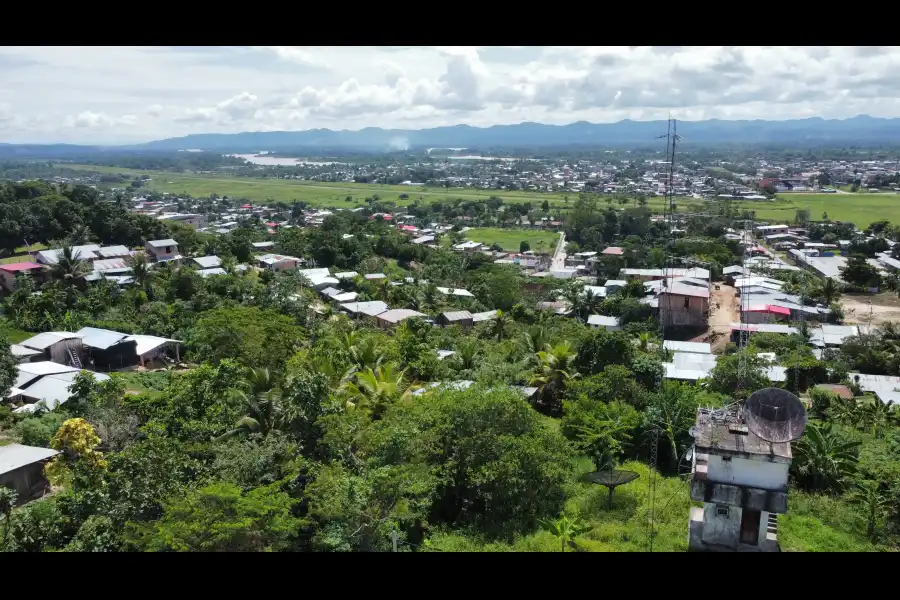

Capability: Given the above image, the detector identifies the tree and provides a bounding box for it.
[819,277,842,305]
[791,422,860,493]
[342,364,409,418]
[520,240,531,253]
[706,350,771,400]
[128,482,300,552]
[127,252,153,291]
[53,244,90,281]
[541,200,550,213]
[849,479,891,540]
[530,341,580,411]
[539,515,592,552]
[0,334,17,399]
[44,418,108,487]
[840,255,882,289]
[188,306,303,374]
[218,368,286,440]
[0,486,16,550]
[492,310,511,341]
[575,329,634,376]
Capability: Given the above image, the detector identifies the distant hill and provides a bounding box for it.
[5,115,900,157]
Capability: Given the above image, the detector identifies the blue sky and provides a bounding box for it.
[0,46,896,144]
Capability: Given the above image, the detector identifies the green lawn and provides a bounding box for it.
[58,163,900,227]
[424,459,881,552]
[464,228,560,252]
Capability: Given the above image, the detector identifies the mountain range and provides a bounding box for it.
[4,115,900,157]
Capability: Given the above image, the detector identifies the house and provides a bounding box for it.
[192,255,223,270]
[333,271,359,280]
[663,341,712,355]
[340,300,389,319]
[18,331,84,365]
[453,241,483,252]
[602,246,625,256]
[145,239,181,263]
[0,444,60,505]
[435,286,475,298]
[659,282,710,328]
[251,241,275,250]
[259,254,303,272]
[375,309,427,328]
[10,344,43,363]
[436,311,474,329]
[157,213,207,229]
[96,245,131,259]
[472,310,498,323]
[364,273,387,281]
[0,262,45,292]
[587,314,621,331]
[741,304,792,324]
[198,267,227,277]
[411,235,436,245]
[689,407,794,552]
[298,267,338,289]
[36,244,101,265]
[9,361,110,414]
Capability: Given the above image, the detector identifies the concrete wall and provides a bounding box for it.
[700,503,741,547]
[706,455,789,491]
[661,295,709,327]
[146,244,179,261]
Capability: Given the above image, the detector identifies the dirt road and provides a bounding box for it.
[551,232,566,270]
[705,284,740,352]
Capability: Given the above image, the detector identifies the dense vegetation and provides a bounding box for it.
[1,177,899,552]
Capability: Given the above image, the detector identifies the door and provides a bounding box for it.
[740,509,761,545]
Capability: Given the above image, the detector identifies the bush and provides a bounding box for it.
[14,411,70,447]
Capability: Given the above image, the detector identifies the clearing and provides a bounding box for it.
[842,292,900,327]
[463,228,560,252]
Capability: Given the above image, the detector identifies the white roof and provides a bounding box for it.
[333,271,358,280]
[125,334,180,356]
[849,373,900,404]
[340,300,389,317]
[376,309,427,323]
[37,244,101,264]
[10,344,42,358]
[435,286,475,297]
[587,315,620,327]
[19,331,81,351]
[471,310,498,322]
[198,267,227,277]
[664,340,712,354]
[193,255,223,269]
[75,326,131,350]
[364,273,387,280]
[251,241,275,249]
[147,239,178,248]
[0,444,59,476]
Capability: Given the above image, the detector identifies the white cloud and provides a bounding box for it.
[2,46,900,143]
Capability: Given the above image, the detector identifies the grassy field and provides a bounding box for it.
[464,228,560,252]
[0,319,31,344]
[424,459,878,552]
[58,163,900,227]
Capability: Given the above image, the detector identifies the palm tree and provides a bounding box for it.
[858,398,894,438]
[68,224,92,245]
[218,368,285,440]
[529,341,580,409]
[305,353,355,388]
[791,423,860,492]
[849,479,891,540]
[492,310,511,341]
[819,277,841,305]
[539,515,592,552]
[349,336,387,371]
[454,338,480,370]
[53,244,90,281]
[637,332,654,352]
[523,326,549,356]
[342,364,409,418]
[579,289,601,321]
[127,252,153,291]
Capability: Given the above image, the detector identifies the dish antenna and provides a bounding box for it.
[744,387,808,443]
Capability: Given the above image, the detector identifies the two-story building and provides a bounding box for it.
[145,239,181,263]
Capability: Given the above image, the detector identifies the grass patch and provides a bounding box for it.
[464,228,560,252]
[116,370,171,395]
[0,319,32,344]
[780,492,878,552]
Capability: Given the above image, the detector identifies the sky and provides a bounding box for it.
[1,46,898,145]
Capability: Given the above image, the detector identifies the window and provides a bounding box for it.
[715,505,729,517]
[165,246,172,253]
[684,297,690,310]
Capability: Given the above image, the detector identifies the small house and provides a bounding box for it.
[0,444,60,505]
[375,309,427,328]
[659,282,710,328]
[18,331,83,365]
[437,311,474,329]
[587,314,621,331]
[0,262,46,292]
[145,239,181,263]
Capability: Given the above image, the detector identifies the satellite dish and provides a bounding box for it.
[688,426,699,438]
[744,387,808,443]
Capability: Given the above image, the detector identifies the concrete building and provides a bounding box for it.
[659,282,710,328]
[258,254,303,273]
[145,239,181,263]
[375,309,427,328]
[0,444,60,505]
[437,311,474,329]
[688,408,794,552]
[587,314,621,331]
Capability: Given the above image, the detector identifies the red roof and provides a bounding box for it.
[0,262,42,272]
[399,225,418,231]
[241,204,252,208]
[602,247,624,255]
[265,221,278,227]
[370,214,393,221]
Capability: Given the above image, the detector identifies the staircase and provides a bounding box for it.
[67,348,82,369]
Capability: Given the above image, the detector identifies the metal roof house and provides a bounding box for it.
[9,362,111,414]
[0,444,60,505]
[436,310,474,329]
[0,262,46,292]
[192,255,223,269]
[18,331,84,366]
[375,309,427,328]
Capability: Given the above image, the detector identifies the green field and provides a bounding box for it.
[58,164,900,227]
[464,228,560,252]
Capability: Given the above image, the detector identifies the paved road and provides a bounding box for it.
[551,232,566,270]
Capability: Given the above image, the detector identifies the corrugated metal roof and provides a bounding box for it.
[436,287,475,297]
[376,309,427,323]
[97,245,131,258]
[147,239,178,247]
[664,340,712,354]
[587,315,620,327]
[193,255,222,269]
[125,334,179,356]
[0,444,59,475]
[20,331,81,351]
[92,258,129,271]
[198,267,227,277]
[10,344,41,358]
[340,301,389,317]
[75,327,131,350]
[471,310,498,322]
[441,311,473,321]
